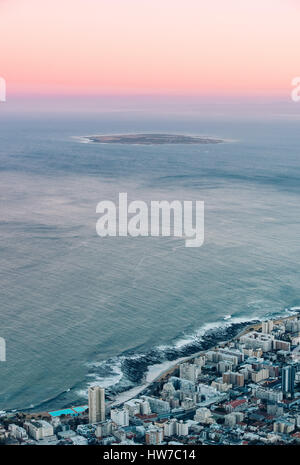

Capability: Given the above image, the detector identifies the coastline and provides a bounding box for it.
[2,311,298,417]
[109,312,299,408]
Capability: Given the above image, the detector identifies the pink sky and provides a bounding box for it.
[0,0,299,97]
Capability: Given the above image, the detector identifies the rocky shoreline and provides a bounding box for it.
[107,320,259,398]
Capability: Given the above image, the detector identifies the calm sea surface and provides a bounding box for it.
[1,100,300,410]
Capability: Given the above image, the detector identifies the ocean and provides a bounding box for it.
[1,97,300,411]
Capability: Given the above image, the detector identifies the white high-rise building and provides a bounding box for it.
[176,420,189,437]
[240,331,274,352]
[180,362,201,383]
[262,320,274,334]
[111,408,129,427]
[124,398,151,417]
[88,386,105,424]
[25,420,54,440]
[164,419,177,437]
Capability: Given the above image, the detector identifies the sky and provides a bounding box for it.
[0,0,299,97]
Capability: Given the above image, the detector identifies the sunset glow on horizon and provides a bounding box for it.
[1,0,300,98]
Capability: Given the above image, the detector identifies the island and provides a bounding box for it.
[84,133,224,145]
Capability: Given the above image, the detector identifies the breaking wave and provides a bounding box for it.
[77,306,299,402]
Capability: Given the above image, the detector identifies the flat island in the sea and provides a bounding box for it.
[85,133,224,145]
